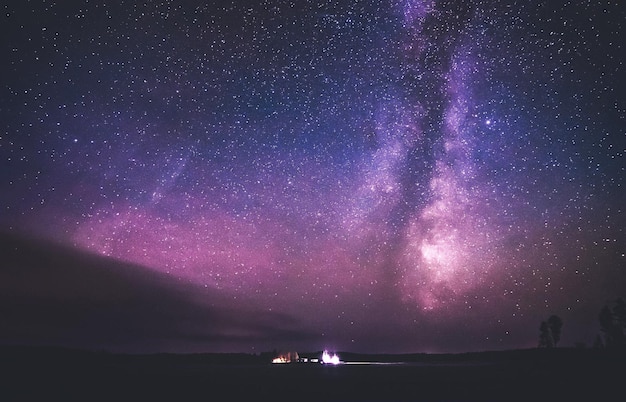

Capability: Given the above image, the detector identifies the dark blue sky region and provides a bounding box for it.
[1,0,624,354]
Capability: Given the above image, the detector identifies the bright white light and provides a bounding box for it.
[322,350,340,365]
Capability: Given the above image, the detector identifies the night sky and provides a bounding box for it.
[1,0,624,354]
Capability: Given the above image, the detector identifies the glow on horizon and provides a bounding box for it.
[322,350,341,365]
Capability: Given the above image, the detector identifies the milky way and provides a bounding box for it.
[1,1,624,353]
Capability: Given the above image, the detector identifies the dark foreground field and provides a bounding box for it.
[1,346,624,401]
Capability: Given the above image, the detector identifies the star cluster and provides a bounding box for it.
[1,0,624,353]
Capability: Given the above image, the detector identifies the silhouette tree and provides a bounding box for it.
[547,315,563,347]
[538,321,553,348]
[538,314,563,348]
[599,298,626,350]
[599,305,615,346]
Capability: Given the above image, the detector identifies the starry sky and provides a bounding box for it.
[1,0,624,354]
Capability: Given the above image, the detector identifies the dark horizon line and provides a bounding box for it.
[0,342,615,358]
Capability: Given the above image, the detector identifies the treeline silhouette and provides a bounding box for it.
[539,297,626,351]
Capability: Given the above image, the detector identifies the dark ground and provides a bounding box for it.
[1,346,624,401]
